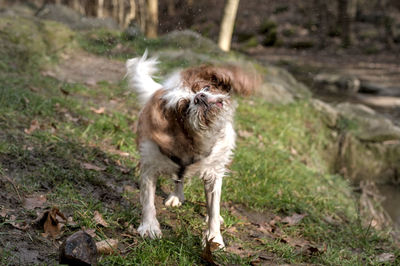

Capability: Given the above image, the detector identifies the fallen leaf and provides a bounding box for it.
[96,239,118,255]
[0,208,8,218]
[123,185,136,194]
[282,213,307,226]
[59,87,70,96]
[238,130,253,138]
[93,211,109,227]
[29,86,39,92]
[41,207,67,238]
[83,228,97,238]
[81,163,106,172]
[201,237,219,265]
[290,147,298,156]
[24,120,40,135]
[85,78,97,86]
[8,215,30,230]
[23,194,47,210]
[41,70,56,78]
[376,253,395,263]
[66,216,78,228]
[90,107,105,114]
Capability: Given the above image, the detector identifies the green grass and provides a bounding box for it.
[0,16,399,265]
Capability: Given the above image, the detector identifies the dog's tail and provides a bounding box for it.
[126,50,162,105]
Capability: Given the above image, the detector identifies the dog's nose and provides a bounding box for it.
[194,93,207,104]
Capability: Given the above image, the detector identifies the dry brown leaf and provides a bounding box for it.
[201,237,219,265]
[93,211,109,227]
[81,163,106,172]
[0,208,8,218]
[66,216,78,227]
[96,239,118,255]
[41,70,56,78]
[8,215,30,230]
[23,194,47,210]
[83,228,97,238]
[24,120,40,135]
[90,107,105,114]
[282,213,307,226]
[238,130,253,138]
[42,207,67,239]
[376,253,395,263]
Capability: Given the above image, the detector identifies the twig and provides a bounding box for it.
[4,176,22,203]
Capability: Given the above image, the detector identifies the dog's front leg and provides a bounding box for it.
[165,179,185,207]
[138,172,162,239]
[203,175,225,248]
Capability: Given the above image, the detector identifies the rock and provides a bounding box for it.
[337,103,400,142]
[0,15,75,69]
[314,73,360,94]
[264,65,311,99]
[161,30,222,55]
[59,231,98,266]
[36,4,119,31]
[123,21,143,40]
[335,133,400,183]
[259,82,294,104]
[311,99,338,127]
[359,82,387,95]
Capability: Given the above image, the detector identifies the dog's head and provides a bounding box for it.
[161,65,259,132]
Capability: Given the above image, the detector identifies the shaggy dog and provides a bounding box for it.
[126,51,258,248]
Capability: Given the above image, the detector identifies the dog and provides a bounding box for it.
[126,51,258,248]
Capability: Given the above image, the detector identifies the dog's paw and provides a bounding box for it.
[164,193,183,207]
[205,214,224,225]
[202,231,225,249]
[137,220,162,239]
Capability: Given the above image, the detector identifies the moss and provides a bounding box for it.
[39,20,75,53]
[0,16,75,70]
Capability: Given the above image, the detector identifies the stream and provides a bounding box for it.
[379,185,400,227]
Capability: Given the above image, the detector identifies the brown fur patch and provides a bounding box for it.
[137,90,203,166]
[181,65,260,96]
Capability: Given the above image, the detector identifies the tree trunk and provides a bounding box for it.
[124,0,136,28]
[218,0,240,52]
[97,0,104,18]
[145,0,158,38]
[314,0,328,48]
[118,0,125,25]
[337,0,357,47]
[167,0,175,16]
[138,0,146,33]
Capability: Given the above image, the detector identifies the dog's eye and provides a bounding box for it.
[203,86,210,92]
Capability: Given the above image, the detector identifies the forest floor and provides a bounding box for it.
[1,17,400,265]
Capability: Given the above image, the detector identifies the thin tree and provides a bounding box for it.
[218,0,240,52]
[145,0,158,38]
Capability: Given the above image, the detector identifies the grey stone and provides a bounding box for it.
[314,73,360,94]
[161,30,222,54]
[36,4,119,31]
[59,231,97,266]
[337,102,400,142]
[311,99,338,127]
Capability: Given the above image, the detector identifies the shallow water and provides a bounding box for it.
[379,184,400,226]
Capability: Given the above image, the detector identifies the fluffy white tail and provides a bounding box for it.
[126,50,162,105]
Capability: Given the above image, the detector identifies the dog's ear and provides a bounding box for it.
[210,65,261,96]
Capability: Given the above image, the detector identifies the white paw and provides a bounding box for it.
[137,220,162,239]
[205,214,224,225]
[202,231,225,249]
[164,194,183,207]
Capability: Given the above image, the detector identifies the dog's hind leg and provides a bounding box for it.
[138,171,162,239]
[203,174,225,249]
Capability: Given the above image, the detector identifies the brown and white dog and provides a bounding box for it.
[126,51,258,248]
